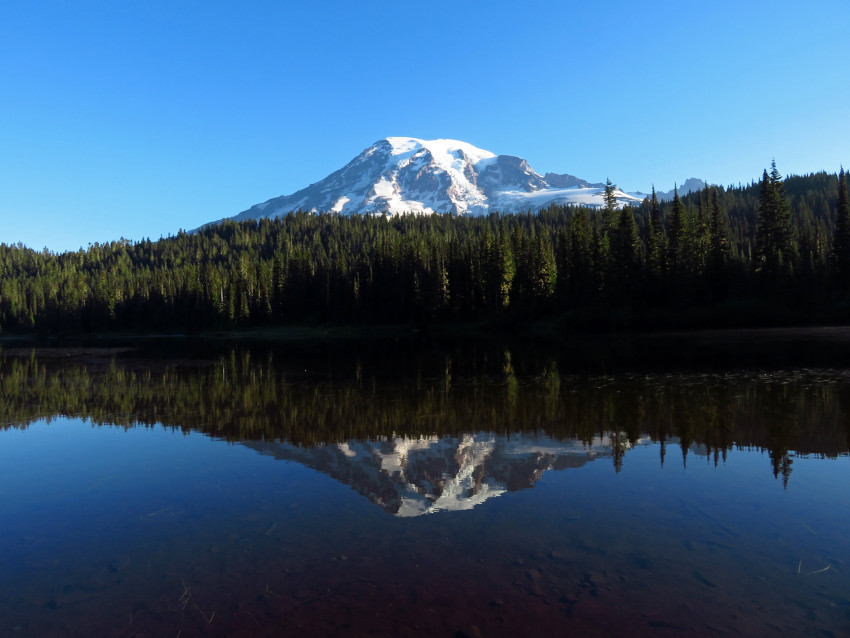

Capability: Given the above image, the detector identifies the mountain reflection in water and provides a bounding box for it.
[1,341,848,485]
[2,339,850,637]
[244,433,641,516]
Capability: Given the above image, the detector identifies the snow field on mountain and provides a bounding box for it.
[229,137,664,224]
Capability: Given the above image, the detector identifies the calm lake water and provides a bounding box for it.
[1,333,850,637]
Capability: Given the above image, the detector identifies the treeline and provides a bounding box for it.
[2,349,848,481]
[1,164,849,333]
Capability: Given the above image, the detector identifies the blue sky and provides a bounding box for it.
[2,0,848,253]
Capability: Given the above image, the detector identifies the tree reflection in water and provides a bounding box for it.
[1,343,848,485]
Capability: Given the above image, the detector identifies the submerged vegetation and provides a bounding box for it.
[1,165,849,334]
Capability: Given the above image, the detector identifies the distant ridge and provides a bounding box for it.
[654,177,707,201]
[543,172,605,189]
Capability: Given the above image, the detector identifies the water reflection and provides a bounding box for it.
[1,345,848,486]
[244,433,644,516]
[2,341,850,636]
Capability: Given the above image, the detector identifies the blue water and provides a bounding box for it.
[1,416,849,637]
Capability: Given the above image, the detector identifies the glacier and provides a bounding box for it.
[227,137,653,223]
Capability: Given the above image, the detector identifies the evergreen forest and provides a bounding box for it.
[2,163,850,335]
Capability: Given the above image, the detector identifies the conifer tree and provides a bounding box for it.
[755,160,794,280]
[591,212,607,293]
[602,178,617,231]
[646,186,664,282]
[694,186,711,275]
[834,167,850,280]
[566,208,594,302]
[494,220,515,312]
[529,233,557,306]
[708,188,729,266]
[755,169,774,269]
[667,186,686,277]
[707,188,731,295]
[609,206,641,293]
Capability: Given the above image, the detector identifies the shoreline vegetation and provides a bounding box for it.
[2,164,850,337]
[6,320,850,346]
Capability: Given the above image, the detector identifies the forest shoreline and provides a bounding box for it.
[4,317,850,347]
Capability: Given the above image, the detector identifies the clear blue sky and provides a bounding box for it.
[2,0,848,253]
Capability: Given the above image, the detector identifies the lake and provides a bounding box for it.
[1,332,849,636]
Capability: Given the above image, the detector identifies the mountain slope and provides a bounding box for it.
[230,137,646,222]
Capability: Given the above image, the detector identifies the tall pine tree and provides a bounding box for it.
[755,160,794,281]
[834,167,850,281]
[707,188,731,295]
[646,186,664,278]
[667,186,686,279]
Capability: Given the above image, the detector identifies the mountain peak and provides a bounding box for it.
[655,177,707,201]
[226,137,647,223]
[383,137,497,165]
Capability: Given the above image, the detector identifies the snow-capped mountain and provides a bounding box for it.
[242,432,650,516]
[229,137,649,222]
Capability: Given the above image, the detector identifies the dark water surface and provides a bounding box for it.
[1,334,850,637]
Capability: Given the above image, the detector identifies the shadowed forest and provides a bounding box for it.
[2,165,849,334]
